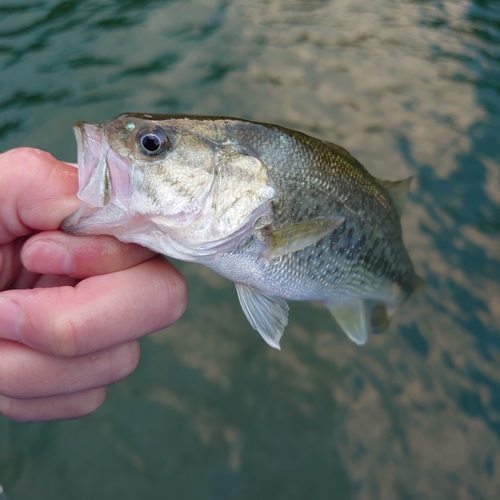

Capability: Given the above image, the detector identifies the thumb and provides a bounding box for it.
[0,148,80,244]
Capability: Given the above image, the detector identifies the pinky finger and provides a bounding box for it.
[0,387,106,422]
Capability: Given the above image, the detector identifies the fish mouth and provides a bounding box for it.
[62,122,132,234]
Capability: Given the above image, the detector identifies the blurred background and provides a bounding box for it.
[1,0,499,498]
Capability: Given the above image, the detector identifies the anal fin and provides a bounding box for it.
[326,301,368,345]
[235,283,289,350]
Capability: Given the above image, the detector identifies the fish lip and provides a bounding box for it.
[62,123,104,232]
[62,121,132,233]
[74,122,109,206]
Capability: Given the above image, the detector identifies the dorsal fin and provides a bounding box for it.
[380,177,412,218]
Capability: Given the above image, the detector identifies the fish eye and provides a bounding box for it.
[137,128,171,156]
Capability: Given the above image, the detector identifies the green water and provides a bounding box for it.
[1,0,500,498]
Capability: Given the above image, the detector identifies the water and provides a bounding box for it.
[1,0,499,498]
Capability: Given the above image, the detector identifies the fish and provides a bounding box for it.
[62,113,422,349]
[0,484,8,500]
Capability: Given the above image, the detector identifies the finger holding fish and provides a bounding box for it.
[0,147,189,421]
[21,230,157,279]
[0,148,80,243]
[0,252,185,421]
[0,256,187,358]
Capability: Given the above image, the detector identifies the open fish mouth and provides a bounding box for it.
[62,122,133,234]
[74,123,111,207]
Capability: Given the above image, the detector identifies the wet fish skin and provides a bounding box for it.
[62,113,421,349]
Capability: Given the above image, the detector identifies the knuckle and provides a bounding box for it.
[0,342,25,399]
[50,314,80,357]
[0,347,12,397]
[161,263,188,324]
[25,288,86,358]
[103,342,141,386]
[116,341,141,381]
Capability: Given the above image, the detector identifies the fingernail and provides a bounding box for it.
[26,241,75,276]
[0,298,21,341]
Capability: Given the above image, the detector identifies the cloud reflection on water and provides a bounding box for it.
[1,0,499,499]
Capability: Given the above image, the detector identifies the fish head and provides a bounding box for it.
[62,114,275,261]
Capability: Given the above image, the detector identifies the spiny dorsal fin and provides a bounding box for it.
[380,177,412,218]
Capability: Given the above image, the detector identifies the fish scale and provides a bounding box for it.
[63,113,421,349]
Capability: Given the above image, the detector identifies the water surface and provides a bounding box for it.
[1,1,499,499]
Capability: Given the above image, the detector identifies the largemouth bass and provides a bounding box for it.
[62,114,421,349]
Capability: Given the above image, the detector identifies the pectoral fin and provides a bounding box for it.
[260,216,345,259]
[235,283,289,350]
[326,301,368,345]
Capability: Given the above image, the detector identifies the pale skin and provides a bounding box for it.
[0,148,187,421]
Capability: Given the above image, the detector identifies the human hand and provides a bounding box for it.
[0,148,187,421]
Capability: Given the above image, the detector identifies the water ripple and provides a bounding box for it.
[1,0,500,499]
